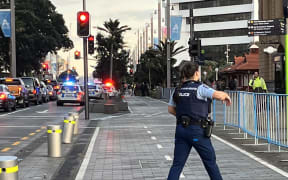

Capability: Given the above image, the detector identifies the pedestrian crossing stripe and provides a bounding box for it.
[47,129,62,134]
[0,165,18,174]
[64,120,76,124]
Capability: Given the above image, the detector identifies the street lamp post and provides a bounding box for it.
[166,0,171,88]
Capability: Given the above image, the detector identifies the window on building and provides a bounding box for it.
[194,28,248,39]
[179,0,252,10]
[192,13,251,24]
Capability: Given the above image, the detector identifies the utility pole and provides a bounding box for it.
[166,0,171,88]
[137,29,140,63]
[225,44,230,64]
[143,30,145,52]
[158,0,162,45]
[190,9,194,62]
[146,24,149,50]
[10,0,16,77]
[83,0,89,120]
[140,34,142,55]
[151,15,153,48]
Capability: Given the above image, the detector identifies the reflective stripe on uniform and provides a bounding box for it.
[64,120,76,124]
[47,129,62,134]
[0,165,18,174]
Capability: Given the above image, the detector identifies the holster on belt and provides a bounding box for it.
[201,117,214,138]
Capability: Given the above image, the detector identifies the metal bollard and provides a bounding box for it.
[62,116,75,144]
[47,125,62,157]
[69,112,79,135]
[0,156,19,180]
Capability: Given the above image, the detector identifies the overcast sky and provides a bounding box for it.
[49,0,157,77]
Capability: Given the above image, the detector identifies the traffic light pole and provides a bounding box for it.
[83,0,89,120]
[190,9,194,62]
[10,0,16,77]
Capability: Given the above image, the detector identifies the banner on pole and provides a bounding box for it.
[0,10,11,37]
[171,16,182,41]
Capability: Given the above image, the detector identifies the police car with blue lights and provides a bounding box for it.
[88,83,103,99]
[56,82,85,106]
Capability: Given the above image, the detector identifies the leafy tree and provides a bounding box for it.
[94,19,131,88]
[135,40,186,87]
[0,0,73,76]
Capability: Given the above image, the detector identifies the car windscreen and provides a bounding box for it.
[61,86,79,92]
[0,86,3,91]
[0,79,21,85]
[21,78,34,87]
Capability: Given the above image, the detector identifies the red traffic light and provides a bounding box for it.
[88,36,94,41]
[78,12,89,23]
[77,11,90,37]
[75,50,81,59]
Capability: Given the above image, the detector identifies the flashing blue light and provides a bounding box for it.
[63,81,74,86]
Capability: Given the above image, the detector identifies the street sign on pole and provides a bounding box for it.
[248,19,286,36]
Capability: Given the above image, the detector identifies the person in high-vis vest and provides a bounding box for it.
[167,62,232,180]
[249,72,267,93]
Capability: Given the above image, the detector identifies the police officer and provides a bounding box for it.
[167,62,232,180]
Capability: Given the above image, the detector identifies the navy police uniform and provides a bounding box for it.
[167,81,222,180]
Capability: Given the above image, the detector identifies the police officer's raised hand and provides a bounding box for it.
[212,91,232,106]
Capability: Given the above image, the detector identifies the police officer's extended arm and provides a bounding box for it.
[212,91,232,106]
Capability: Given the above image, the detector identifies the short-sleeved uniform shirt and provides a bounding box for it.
[168,84,215,107]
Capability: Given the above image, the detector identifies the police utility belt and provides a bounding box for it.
[177,115,214,138]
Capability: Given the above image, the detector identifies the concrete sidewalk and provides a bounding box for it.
[77,96,288,180]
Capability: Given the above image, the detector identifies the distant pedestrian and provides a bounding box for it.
[249,72,267,93]
[167,62,231,180]
[141,82,145,96]
[228,77,236,90]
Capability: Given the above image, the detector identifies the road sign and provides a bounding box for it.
[248,19,286,36]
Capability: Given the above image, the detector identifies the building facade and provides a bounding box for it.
[171,0,258,65]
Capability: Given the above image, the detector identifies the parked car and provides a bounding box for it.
[47,85,57,101]
[44,79,60,92]
[0,85,17,112]
[0,78,29,108]
[20,77,42,105]
[40,81,49,103]
[57,84,84,106]
[88,84,103,99]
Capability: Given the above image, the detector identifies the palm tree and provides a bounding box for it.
[97,19,131,80]
[154,40,187,87]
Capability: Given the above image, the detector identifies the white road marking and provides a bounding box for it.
[128,106,134,113]
[151,136,157,140]
[147,131,152,134]
[0,108,31,117]
[36,110,48,113]
[144,112,163,117]
[75,127,100,180]
[212,135,288,178]
[8,116,63,118]
[146,96,169,105]
[0,126,42,128]
[101,125,175,129]
[180,173,185,178]
[144,125,148,129]
[165,155,172,161]
[157,144,163,149]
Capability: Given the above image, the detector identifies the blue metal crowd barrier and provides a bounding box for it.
[213,91,288,149]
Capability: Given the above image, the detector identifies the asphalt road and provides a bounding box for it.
[0,101,82,155]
